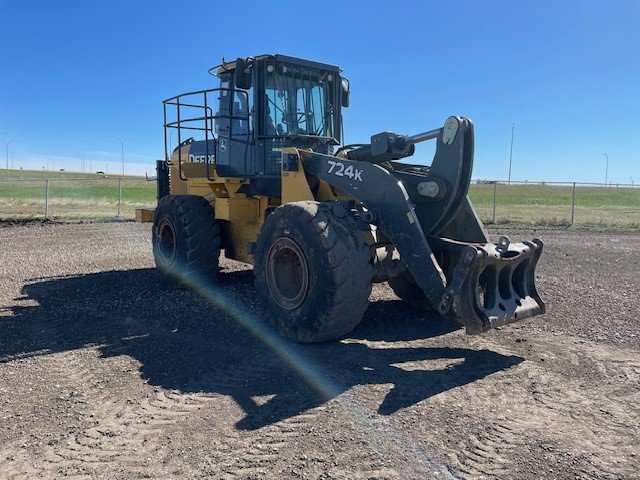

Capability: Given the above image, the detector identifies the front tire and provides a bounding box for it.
[152,195,221,287]
[254,201,373,343]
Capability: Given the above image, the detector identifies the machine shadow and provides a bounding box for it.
[1,267,523,430]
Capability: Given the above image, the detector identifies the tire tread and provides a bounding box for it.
[152,195,221,286]
[253,201,373,343]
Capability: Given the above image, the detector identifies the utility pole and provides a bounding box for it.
[3,139,15,172]
[508,123,515,184]
[112,136,132,177]
[89,155,92,174]
[604,153,609,186]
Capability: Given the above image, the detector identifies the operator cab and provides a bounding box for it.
[163,54,350,196]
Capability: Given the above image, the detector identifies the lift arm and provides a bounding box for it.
[300,116,545,334]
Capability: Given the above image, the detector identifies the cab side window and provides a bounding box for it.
[231,89,252,137]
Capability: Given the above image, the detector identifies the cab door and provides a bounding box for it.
[215,73,253,178]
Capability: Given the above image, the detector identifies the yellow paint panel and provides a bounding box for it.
[214,197,260,221]
[224,220,261,264]
[135,208,154,223]
[182,162,211,178]
[281,148,314,204]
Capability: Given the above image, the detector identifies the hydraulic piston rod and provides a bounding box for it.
[405,128,442,145]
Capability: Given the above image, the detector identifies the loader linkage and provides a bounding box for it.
[303,115,545,334]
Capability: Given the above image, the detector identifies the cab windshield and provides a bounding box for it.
[263,64,334,139]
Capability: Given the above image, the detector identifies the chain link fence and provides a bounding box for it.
[0,176,156,221]
[469,181,640,231]
[0,176,638,230]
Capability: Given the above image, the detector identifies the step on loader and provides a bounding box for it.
[151,54,545,343]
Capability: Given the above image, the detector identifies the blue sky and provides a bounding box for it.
[0,1,638,182]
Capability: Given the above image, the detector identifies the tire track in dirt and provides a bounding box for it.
[216,409,326,478]
[214,402,409,480]
[41,346,318,478]
[0,450,39,480]
[453,419,520,479]
[184,360,420,478]
[184,359,327,478]
[32,348,213,478]
[454,335,640,479]
[1,314,338,479]
[44,389,204,467]
[525,349,640,479]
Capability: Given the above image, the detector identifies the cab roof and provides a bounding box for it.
[216,54,341,76]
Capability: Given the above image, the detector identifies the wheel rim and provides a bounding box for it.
[266,237,309,310]
[157,218,177,266]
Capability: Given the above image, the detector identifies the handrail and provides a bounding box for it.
[162,87,251,182]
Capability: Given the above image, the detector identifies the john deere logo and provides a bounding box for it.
[188,154,215,164]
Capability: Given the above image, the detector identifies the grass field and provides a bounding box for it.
[470,183,640,231]
[0,170,155,220]
[1,169,638,230]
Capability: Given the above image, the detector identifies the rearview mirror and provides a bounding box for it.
[235,57,251,90]
[341,77,350,108]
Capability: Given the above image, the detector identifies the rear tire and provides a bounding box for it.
[152,195,221,287]
[254,201,373,343]
[388,269,436,312]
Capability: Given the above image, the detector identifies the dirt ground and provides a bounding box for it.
[0,222,638,479]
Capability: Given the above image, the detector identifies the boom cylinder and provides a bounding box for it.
[345,117,460,163]
[404,128,442,145]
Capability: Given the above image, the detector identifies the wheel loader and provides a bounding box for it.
[152,54,545,343]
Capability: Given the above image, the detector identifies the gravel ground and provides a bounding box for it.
[0,222,638,479]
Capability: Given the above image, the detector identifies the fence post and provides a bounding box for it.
[570,182,576,226]
[492,182,497,224]
[44,179,49,219]
[117,178,122,218]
